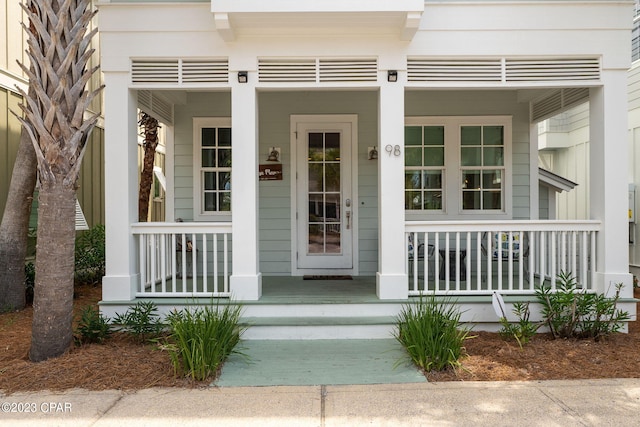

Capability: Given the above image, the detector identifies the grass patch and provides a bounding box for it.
[163,303,245,381]
[395,293,472,372]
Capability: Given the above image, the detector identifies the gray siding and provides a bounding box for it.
[405,90,531,220]
[258,91,379,275]
[539,184,550,220]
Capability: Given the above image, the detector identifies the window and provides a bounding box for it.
[404,126,444,211]
[460,125,504,211]
[194,118,231,219]
[404,116,511,217]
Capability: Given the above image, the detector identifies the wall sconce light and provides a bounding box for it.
[238,71,248,83]
[368,146,378,160]
[387,70,398,82]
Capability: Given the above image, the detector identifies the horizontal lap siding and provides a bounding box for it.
[173,92,231,221]
[405,90,531,220]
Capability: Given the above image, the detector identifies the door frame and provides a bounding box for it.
[290,114,359,276]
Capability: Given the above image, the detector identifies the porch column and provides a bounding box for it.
[102,72,139,301]
[230,72,262,300]
[590,69,633,297]
[376,82,408,299]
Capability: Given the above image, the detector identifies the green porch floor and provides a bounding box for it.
[214,339,426,387]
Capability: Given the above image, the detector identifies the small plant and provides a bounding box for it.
[536,271,630,340]
[113,301,165,342]
[395,293,472,372]
[75,224,106,285]
[162,303,244,381]
[75,306,112,344]
[498,302,540,348]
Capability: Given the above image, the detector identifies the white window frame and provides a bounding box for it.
[193,117,232,221]
[405,116,512,219]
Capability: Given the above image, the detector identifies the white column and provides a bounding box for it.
[230,72,262,300]
[102,72,139,301]
[376,82,408,299]
[590,70,633,297]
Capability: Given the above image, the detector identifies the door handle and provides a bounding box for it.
[346,211,351,230]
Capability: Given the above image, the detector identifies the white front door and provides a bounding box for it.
[293,117,355,271]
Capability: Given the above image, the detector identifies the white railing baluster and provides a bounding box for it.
[150,234,156,292]
[223,233,229,293]
[455,232,460,292]
[213,233,219,293]
[160,234,166,294]
[551,231,557,288]
[445,232,450,291]
[476,231,481,292]
[423,232,429,292]
[202,233,208,293]
[466,232,471,291]
[486,231,492,290]
[581,231,587,289]
[434,232,440,292]
[590,231,596,290]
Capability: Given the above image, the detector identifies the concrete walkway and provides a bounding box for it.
[2,379,640,426]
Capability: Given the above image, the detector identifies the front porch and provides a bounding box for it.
[101,215,635,339]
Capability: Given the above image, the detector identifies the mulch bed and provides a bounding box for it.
[1,285,639,393]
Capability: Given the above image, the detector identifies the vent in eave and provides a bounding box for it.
[131,59,229,84]
[132,60,179,83]
[505,58,600,82]
[137,90,173,125]
[258,59,317,82]
[258,58,378,83]
[182,60,228,83]
[407,59,502,82]
[319,59,377,82]
[531,88,590,123]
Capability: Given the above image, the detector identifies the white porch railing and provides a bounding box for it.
[406,220,601,296]
[131,222,232,297]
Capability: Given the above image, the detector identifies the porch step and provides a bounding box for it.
[240,315,398,340]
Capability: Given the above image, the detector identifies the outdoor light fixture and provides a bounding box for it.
[238,71,248,83]
[387,70,398,82]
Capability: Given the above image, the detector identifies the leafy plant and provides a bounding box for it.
[536,271,630,340]
[498,302,540,348]
[113,301,165,342]
[74,224,106,285]
[162,303,244,381]
[75,306,112,344]
[395,293,472,372]
[24,262,35,305]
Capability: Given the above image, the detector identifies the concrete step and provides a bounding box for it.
[240,316,398,340]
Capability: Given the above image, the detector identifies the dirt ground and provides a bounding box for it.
[1,285,640,393]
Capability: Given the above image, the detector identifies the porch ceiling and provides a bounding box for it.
[211,0,425,41]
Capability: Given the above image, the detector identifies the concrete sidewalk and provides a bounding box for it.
[2,379,639,426]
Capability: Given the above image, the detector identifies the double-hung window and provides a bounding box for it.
[404,125,445,211]
[193,118,231,220]
[405,116,511,217]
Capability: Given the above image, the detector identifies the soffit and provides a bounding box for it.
[211,0,425,41]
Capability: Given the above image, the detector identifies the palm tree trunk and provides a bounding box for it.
[0,127,37,311]
[29,183,76,361]
[138,113,159,222]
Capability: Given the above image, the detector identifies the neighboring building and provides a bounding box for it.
[0,0,105,228]
[98,0,635,336]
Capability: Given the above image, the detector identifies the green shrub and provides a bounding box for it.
[395,294,472,372]
[74,224,105,285]
[498,302,540,348]
[163,303,244,381]
[113,301,165,342]
[536,271,630,340]
[75,306,112,344]
[24,262,35,305]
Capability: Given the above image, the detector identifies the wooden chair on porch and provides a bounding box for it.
[481,231,530,284]
[408,234,436,279]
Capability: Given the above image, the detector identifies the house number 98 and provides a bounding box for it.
[385,144,401,157]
